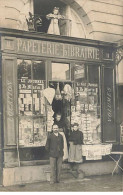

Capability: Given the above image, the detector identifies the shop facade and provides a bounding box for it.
[0,28,120,186]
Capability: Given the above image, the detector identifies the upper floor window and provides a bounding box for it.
[33,0,86,38]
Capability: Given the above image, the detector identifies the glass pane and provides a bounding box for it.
[18,59,47,148]
[32,85,45,115]
[19,117,33,146]
[18,60,32,116]
[73,64,101,145]
[74,64,87,104]
[33,117,47,146]
[74,64,86,81]
[33,61,45,80]
[52,63,70,80]
[88,65,99,84]
[18,59,31,79]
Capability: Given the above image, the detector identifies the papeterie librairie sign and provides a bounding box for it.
[2,36,114,61]
[17,38,101,60]
[1,37,102,61]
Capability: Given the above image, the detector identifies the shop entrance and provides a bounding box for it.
[49,81,73,140]
[48,61,73,140]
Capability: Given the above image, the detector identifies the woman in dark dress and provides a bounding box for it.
[68,123,83,163]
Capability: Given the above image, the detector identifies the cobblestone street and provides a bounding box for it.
[0,174,122,192]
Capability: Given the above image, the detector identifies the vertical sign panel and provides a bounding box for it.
[102,67,116,142]
[0,53,3,184]
[3,57,17,145]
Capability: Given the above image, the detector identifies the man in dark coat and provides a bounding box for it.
[45,124,64,184]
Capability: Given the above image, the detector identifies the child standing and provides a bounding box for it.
[68,123,83,163]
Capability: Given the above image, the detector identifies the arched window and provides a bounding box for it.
[33,0,86,38]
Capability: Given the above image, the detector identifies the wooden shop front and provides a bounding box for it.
[0,28,118,185]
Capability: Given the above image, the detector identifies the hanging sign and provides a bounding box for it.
[43,88,55,104]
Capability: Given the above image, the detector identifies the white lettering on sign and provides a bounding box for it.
[107,87,112,122]
[7,80,14,119]
[17,38,100,60]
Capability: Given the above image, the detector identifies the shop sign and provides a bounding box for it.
[7,80,14,123]
[103,68,116,142]
[2,37,102,61]
[17,38,100,60]
[120,123,123,145]
[3,58,16,145]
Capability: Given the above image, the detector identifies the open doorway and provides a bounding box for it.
[33,0,66,33]
[49,81,73,142]
[33,0,86,37]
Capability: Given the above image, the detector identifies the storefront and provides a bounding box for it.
[0,28,119,186]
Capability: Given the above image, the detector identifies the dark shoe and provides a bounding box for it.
[56,180,64,183]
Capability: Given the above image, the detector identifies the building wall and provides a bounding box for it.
[76,0,123,42]
[0,0,122,42]
[0,0,33,31]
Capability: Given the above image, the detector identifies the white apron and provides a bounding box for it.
[59,132,68,161]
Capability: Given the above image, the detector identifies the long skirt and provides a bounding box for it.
[68,142,83,163]
[59,132,68,161]
[47,19,60,35]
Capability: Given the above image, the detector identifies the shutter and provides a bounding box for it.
[102,66,116,142]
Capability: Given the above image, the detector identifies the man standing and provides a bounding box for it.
[45,124,64,184]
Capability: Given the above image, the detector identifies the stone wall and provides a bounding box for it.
[3,161,119,186]
[0,0,122,42]
[77,0,123,42]
[0,0,33,31]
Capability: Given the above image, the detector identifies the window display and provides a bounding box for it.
[18,59,47,147]
[18,60,101,147]
[72,64,101,145]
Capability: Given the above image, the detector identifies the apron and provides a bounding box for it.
[59,132,68,161]
[47,18,60,35]
[68,142,83,163]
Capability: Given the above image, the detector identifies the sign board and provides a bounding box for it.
[1,37,103,61]
[102,67,116,142]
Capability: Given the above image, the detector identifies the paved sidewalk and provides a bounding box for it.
[0,174,122,192]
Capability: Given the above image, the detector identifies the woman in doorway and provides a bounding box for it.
[68,123,83,163]
[46,7,65,35]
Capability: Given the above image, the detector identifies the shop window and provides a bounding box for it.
[17,59,47,147]
[52,62,70,80]
[73,64,101,144]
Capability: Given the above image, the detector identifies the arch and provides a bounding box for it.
[59,0,93,39]
[33,0,93,38]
